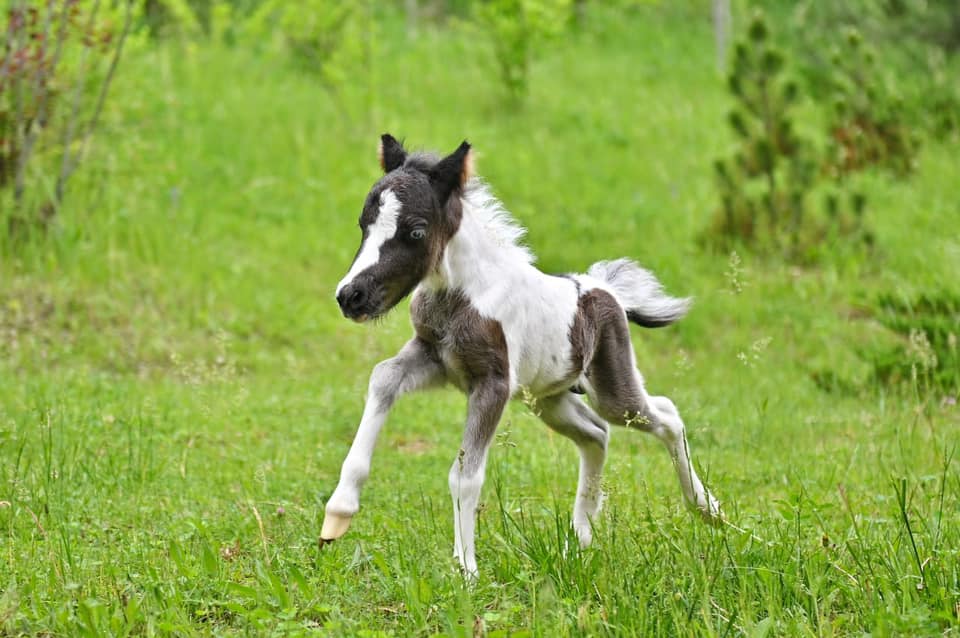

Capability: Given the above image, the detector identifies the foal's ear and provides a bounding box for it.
[378,133,407,173]
[429,140,473,203]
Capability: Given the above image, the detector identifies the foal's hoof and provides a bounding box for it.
[698,497,725,526]
[320,511,354,542]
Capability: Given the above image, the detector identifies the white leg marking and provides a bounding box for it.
[450,459,486,578]
[335,189,401,297]
[322,339,442,540]
[323,396,385,524]
[540,393,609,548]
[647,392,722,520]
[574,445,607,547]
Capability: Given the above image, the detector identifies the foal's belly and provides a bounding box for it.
[509,325,581,397]
[488,281,582,397]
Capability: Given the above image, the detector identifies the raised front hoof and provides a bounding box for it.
[319,511,354,543]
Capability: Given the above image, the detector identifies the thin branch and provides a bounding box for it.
[0,1,19,85]
[58,0,133,198]
[55,0,103,204]
[0,0,21,190]
[10,0,29,207]
[13,0,72,210]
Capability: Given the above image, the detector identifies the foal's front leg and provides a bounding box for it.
[321,338,444,541]
[449,376,509,577]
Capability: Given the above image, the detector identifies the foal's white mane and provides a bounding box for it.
[461,178,535,265]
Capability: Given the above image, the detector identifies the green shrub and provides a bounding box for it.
[143,0,203,37]
[142,0,369,92]
[822,28,919,179]
[473,0,571,104]
[782,0,960,139]
[1,0,143,241]
[919,51,960,137]
[705,10,872,263]
[243,0,362,82]
[869,291,960,398]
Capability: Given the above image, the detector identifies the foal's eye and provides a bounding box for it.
[409,228,426,240]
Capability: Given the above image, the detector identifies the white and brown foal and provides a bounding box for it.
[323,135,722,576]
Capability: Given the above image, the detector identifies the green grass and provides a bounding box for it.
[2,4,959,636]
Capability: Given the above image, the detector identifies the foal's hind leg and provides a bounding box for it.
[589,320,722,520]
[539,392,609,547]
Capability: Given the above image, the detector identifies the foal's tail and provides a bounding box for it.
[587,258,691,328]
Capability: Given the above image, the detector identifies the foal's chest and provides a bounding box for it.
[410,288,508,389]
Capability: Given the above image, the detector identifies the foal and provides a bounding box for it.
[322,135,722,576]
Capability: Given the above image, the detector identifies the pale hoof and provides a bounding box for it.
[698,495,725,526]
[320,511,354,542]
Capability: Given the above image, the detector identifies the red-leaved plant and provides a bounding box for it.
[1,0,134,238]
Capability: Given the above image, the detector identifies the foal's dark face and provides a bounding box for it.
[336,135,472,322]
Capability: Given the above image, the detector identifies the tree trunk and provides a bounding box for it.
[713,0,731,73]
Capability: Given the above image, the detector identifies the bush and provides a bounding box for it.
[243,0,362,83]
[705,10,872,262]
[146,0,371,99]
[869,291,960,399]
[1,0,141,240]
[822,28,919,179]
[783,0,960,139]
[473,0,571,104]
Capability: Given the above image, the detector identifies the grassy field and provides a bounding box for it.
[2,4,959,636]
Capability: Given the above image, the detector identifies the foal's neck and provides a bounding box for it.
[426,189,535,293]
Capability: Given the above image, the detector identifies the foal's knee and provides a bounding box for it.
[648,396,685,442]
[591,426,609,452]
[650,396,679,418]
[367,358,403,408]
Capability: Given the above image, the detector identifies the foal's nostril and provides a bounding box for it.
[349,288,365,308]
[337,284,368,316]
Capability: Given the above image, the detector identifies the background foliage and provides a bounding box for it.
[1,0,958,635]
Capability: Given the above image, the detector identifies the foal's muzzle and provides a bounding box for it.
[336,283,374,321]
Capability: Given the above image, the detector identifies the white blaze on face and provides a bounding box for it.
[336,189,402,296]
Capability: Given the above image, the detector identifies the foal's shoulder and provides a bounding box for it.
[410,287,470,343]
[410,286,509,381]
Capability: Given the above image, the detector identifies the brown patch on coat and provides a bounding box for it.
[568,289,650,426]
[411,288,509,392]
[568,289,623,377]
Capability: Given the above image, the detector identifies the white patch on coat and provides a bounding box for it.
[422,179,578,396]
[336,189,401,296]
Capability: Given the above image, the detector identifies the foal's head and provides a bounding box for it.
[336,134,473,322]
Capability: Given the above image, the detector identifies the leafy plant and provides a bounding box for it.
[917,50,960,137]
[782,0,960,139]
[1,0,140,239]
[822,28,919,179]
[473,0,571,104]
[868,291,960,398]
[706,11,872,262]
[242,0,364,85]
[142,0,202,38]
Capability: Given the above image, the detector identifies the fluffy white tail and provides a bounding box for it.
[587,258,691,327]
